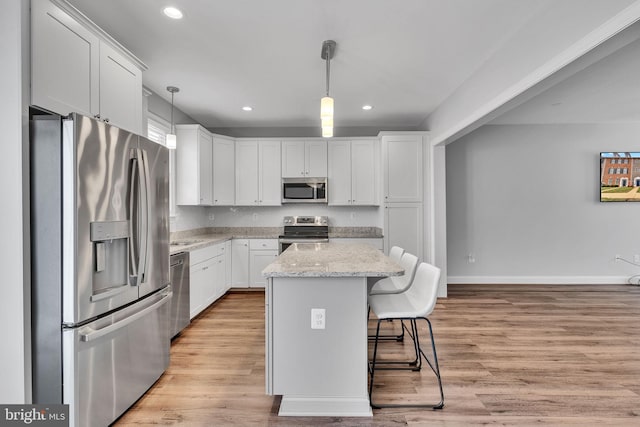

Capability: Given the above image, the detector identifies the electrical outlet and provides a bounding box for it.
[252,213,258,221]
[208,213,215,221]
[467,254,476,263]
[350,212,356,220]
[311,308,325,329]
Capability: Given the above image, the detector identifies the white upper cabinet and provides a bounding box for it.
[351,140,378,205]
[281,141,306,178]
[98,43,143,134]
[259,141,282,205]
[327,141,351,205]
[281,140,327,178]
[328,139,378,206]
[212,136,235,205]
[235,140,260,205]
[176,125,214,206]
[32,0,99,118]
[236,140,281,206]
[382,135,423,202]
[31,0,145,135]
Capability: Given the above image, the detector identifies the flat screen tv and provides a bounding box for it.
[600,152,640,202]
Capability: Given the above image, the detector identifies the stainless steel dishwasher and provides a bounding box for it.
[170,252,190,338]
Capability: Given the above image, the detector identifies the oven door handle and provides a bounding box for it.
[279,238,329,244]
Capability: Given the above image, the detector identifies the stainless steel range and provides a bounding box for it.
[278,216,329,253]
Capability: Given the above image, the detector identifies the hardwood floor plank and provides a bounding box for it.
[113,285,640,426]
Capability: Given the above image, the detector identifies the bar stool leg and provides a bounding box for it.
[368,316,445,409]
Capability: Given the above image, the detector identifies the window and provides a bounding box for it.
[623,168,628,174]
[147,114,176,217]
[609,168,614,174]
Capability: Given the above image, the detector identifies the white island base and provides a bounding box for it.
[263,243,402,417]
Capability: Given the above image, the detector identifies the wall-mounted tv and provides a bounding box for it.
[600,152,640,202]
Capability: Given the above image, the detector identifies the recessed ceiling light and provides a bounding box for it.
[163,7,183,19]
[242,106,253,112]
[362,105,373,111]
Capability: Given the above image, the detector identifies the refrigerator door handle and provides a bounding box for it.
[128,155,140,285]
[79,291,172,342]
[138,149,150,284]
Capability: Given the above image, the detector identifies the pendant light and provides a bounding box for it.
[166,86,179,149]
[320,40,336,138]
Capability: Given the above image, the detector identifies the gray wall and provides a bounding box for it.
[446,123,640,284]
[1,0,29,403]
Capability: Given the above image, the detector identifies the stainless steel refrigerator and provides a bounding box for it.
[30,109,171,427]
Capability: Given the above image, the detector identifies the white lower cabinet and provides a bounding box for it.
[189,242,228,319]
[250,251,278,288]
[224,240,232,291]
[232,239,250,287]
[232,239,278,288]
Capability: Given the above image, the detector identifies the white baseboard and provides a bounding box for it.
[447,275,631,285]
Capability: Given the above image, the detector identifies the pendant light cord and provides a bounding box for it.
[170,91,175,134]
[325,45,331,96]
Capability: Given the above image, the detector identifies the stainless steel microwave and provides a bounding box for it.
[282,178,327,203]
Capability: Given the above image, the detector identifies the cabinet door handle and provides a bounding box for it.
[94,114,101,119]
[104,118,110,123]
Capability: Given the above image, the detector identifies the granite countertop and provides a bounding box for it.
[170,227,282,254]
[262,242,403,278]
[169,226,383,255]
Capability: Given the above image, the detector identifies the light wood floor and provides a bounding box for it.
[113,284,640,426]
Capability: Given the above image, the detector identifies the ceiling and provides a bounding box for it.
[66,0,549,132]
[491,32,640,125]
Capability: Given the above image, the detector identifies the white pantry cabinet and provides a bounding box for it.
[176,125,214,206]
[31,0,144,134]
[281,140,327,178]
[235,140,281,206]
[212,136,235,205]
[327,139,378,206]
[382,135,423,203]
[384,203,423,260]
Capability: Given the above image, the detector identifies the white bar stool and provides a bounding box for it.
[368,262,444,409]
[388,246,404,262]
[368,252,420,342]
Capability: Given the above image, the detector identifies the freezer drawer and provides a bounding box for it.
[63,288,171,427]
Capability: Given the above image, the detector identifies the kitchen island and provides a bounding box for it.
[263,243,403,416]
